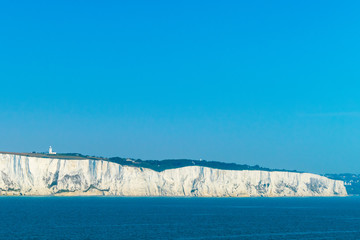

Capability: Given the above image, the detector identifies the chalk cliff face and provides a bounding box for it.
[0,153,347,197]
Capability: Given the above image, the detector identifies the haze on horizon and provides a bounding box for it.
[1,1,359,174]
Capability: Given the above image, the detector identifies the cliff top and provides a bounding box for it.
[0,152,104,160]
[0,151,297,173]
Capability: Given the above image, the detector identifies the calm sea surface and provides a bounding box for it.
[0,197,359,239]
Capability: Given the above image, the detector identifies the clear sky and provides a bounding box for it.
[1,1,359,174]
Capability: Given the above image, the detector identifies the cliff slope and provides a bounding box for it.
[0,153,347,197]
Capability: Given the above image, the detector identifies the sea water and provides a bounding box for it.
[0,197,359,239]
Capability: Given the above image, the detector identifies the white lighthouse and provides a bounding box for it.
[49,146,56,155]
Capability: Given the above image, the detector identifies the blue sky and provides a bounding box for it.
[1,1,359,173]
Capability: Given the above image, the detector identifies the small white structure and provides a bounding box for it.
[49,146,56,155]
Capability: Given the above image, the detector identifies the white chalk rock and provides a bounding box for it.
[0,153,347,197]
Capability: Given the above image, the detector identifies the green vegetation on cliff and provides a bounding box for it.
[0,151,297,173]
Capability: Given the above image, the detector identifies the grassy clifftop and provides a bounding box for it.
[0,152,104,160]
[107,157,298,173]
[0,152,297,173]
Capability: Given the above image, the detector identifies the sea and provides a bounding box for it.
[0,197,359,240]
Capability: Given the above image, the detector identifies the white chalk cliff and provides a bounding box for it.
[0,153,347,197]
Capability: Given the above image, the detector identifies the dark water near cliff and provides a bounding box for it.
[0,197,360,239]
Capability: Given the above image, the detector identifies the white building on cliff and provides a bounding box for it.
[49,146,56,155]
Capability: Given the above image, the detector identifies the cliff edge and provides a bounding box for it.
[0,153,347,197]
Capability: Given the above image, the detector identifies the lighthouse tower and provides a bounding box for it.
[49,146,56,155]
